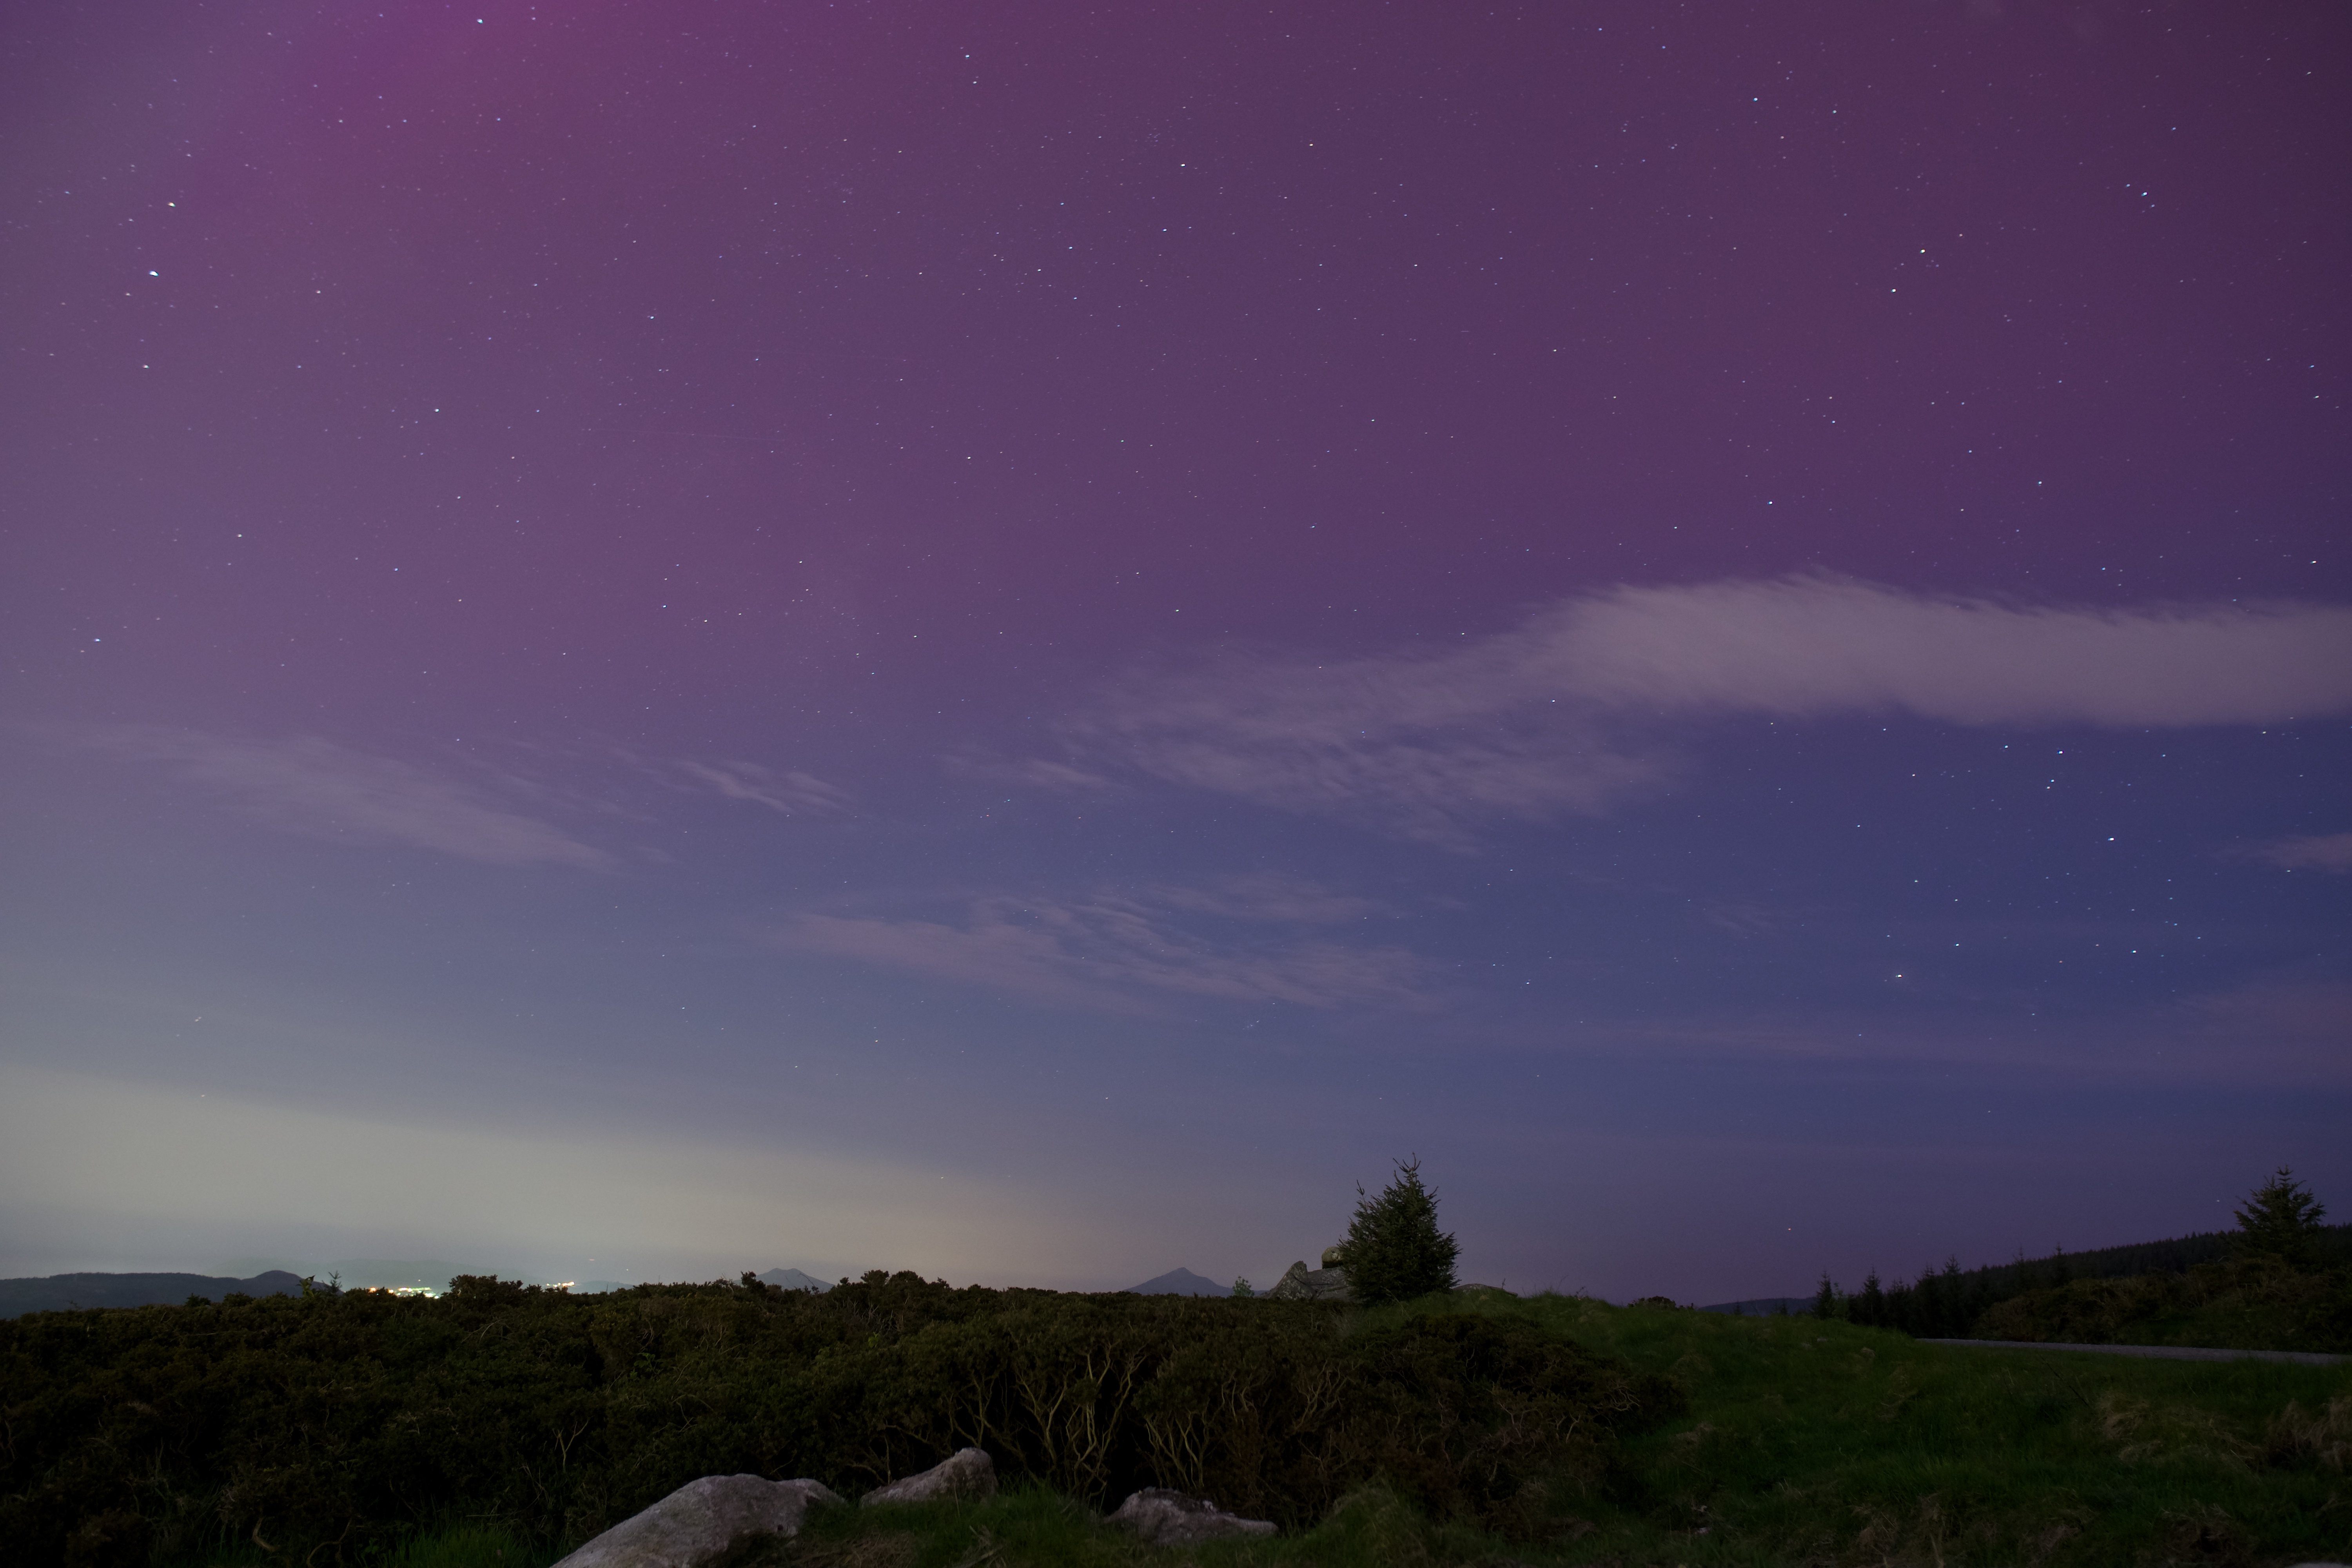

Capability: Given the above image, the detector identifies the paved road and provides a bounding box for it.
[1920,1338,2345,1367]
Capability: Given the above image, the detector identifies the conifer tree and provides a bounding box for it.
[2233,1165,2327,1266]
[1335,1156,1460,1305]
[1857,1270,1886,1327]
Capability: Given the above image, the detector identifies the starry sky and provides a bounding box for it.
[2,0,2347,1302]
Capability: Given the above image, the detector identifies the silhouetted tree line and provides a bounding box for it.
[1811,1168,2350,1339]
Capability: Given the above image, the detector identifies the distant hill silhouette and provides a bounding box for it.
[218,1259,486,1292]
[0,1271,305,1318]
[1703,1220,2352,1321]
[1127,1267,1230,1296]
[1701,1296,1811,1316]
[1951,1222,2352,1287]
[757,1268,832,1293]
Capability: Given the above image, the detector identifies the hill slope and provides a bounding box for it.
[1126,1267,1229,1296]
[0,1271,304,1318]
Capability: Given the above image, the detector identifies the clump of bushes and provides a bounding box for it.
[1973,1253,2352,1353]
[0,1271,1679,1566]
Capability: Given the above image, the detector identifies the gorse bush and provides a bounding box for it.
[0,1270,1679,1566]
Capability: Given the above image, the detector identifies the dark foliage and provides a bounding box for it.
[1334,1156,1460,1307]
[1812,1222,2352,1340]
[2235,1165,2330,1267]
[1973,1254,2352,1353]
[1338,1312,1673,1533]
[0,1273,1678,1565]
[1810,1174,2352,1342]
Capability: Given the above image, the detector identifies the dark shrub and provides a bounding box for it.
[1343,1311,1683,1530]
[0,1277,1674,1561]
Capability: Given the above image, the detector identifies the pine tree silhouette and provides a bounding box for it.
[1335,1156,1460,1305]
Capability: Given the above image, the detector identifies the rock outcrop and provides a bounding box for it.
[862,1447,996,1505]
[1265,1259,1351,1301]
[1105,1488,1277,1545]
[553,1475,839,1567]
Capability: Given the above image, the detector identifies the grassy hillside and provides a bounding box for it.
[1817,1227,2352,1347]
[1546,1295,2348,1566]
[16,1280,2344,1567]
[775,1299,2351,1568]
[775,1299,2350,1568]
[1975,1254,2352,1354]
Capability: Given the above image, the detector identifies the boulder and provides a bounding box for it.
[1106,1488,1276,1546]
[553,1475,840,1568]
[862,1447,996,1505]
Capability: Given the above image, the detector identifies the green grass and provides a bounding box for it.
[762,1297,2351,1568]
[172,1522,562,1568]
[1530,1293,2351,1564]
[164,1295,2351,1567]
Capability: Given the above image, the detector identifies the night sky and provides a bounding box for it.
[3,0,2346,1303]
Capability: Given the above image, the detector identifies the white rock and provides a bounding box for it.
[554,1475,840,1568]
[1106,1488,1276,1545]
[862,1447,997,1505]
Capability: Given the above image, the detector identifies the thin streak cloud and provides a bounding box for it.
[1069,576,2352,840]
[1543,576,2352,725]
[775,886,1433,1012]
[2255,832,2352,873]
[672,759,853,816]
[84,728,613,869]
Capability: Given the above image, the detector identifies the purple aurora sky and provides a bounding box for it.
[1,0,2346,1301]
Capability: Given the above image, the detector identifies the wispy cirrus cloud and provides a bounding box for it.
[1537,576,2352,725]
[671,758,852,815]
[1150,872,1394,924]
[1062,575,2352,842]
[773,880,1430,1012]
[85,728,612,869]
[2253,832,2352,872]
[942,755,1119,791]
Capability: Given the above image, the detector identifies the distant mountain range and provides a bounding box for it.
[1126,1267,1230,1296]
[0,1271,305,1319]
